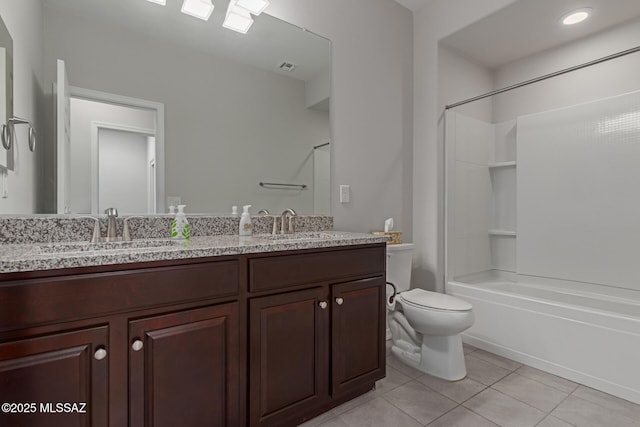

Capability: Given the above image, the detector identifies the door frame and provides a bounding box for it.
[90,122,155,215]
[70,86,166,214]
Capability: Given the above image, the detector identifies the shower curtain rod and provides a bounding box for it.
[445,45,640,110]
[313,142,330,149]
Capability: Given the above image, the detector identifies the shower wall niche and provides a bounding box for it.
[446,112,517,280]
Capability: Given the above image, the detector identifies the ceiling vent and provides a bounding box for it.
[278,61,298,72]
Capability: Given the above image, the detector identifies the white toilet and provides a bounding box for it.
[386,243,474,381]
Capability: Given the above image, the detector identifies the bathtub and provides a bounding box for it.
[447,274,640,404]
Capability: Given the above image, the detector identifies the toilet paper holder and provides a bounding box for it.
[386,282,397,305]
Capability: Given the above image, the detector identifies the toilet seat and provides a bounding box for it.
[400,289,472,312]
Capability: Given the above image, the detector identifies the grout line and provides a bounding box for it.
[513,367,579,394]
[562,392,640,425]
[381,379,459,426]
[424,403,462,426]
[536,392,576,427]
[484,387,548,416]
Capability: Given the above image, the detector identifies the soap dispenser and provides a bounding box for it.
[239,205,253,236]
[171,204,191,240]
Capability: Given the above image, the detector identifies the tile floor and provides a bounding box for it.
[298,342,640,427]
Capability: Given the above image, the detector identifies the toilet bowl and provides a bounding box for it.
[386,244,474,380]
[389,288,473,380]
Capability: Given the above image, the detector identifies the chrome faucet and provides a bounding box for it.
[257,209,270,215]
[280,209,297,234]
[123,216,143,241]
[79,216,102,243]
[104,208,118,241]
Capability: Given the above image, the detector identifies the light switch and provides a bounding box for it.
[339,185,350,203]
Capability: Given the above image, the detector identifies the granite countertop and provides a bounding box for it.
[0,231,389,274]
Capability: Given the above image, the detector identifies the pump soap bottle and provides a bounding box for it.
[171,204,191,240]
[239,205,253,236]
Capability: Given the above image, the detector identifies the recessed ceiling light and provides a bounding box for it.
[561,8,592,25]
[236,0,270,16]
[223,0,254,34]
[146,0,166,5]
[181,0,215,21]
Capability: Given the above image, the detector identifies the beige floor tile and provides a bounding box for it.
[472,349,523,371]
[387,353,425,378]
[332,390,376,415]
[314,418,351,427]
[535,415,574,427]
[417,373,486,403]
[374,365,413,396]
[338,397,423,427]
[463,343,478,355]
[382,380,457,425]
[572,385,640,421]
[428,406,498,427]
[515,366,578,394]
[297,410,338,427]
[463,388,546,427]
[492,373,569,412]
[465,354,511,386]
[552,395,640,427]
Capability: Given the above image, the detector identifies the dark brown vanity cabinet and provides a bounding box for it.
[129,303,240,427]
[331,277,386,397]
[0,243,386,426]
[249,287,330,426]
[0,258,241,427]
[248,245,386,427]
[0,326,109,427]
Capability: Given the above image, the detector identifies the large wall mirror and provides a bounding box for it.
[40,0,331,215]
[0,14,12,170]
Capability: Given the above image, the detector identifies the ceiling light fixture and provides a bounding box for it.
[561,8,592,25]
[181,0,215,21]
[236,0,270,16]
[146,0,166,5]
[223,0,254,34]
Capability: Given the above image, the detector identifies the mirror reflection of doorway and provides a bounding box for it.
[96,127,155,214]
[68,96,161,214]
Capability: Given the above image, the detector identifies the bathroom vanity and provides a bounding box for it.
[0,231,387,427]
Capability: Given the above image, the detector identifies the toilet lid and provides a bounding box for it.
[400,289,472,311]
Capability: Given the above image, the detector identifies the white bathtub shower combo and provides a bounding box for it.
[445,90,640,404]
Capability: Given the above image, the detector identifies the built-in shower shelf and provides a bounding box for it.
[489,229,517,237]
[489,161,516,169]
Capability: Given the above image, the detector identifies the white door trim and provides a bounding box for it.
[70,86,166,213]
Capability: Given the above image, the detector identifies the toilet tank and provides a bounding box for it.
[386,243,414,292]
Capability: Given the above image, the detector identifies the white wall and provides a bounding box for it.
[517,90,640,292]
[43,5,329,215]
[98,128,149,214]
[313,145,330,214]
[70,98,156,214]
[493,17,640,122]
[268,0,414,234]
[0,0,43,214]
[414,0,517,290]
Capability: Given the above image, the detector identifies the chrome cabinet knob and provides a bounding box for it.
[336,297,344,305]
[319,301,328,310]
[94,348,107,360]
[132,340,144,352]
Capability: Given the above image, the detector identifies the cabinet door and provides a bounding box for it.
[249,287,329,427]
[129,303,239,427]
[332,277,386,396]
[0,326,109,427]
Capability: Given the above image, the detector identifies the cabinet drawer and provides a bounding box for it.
[0,261,239,332]
[249,246,385,293]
